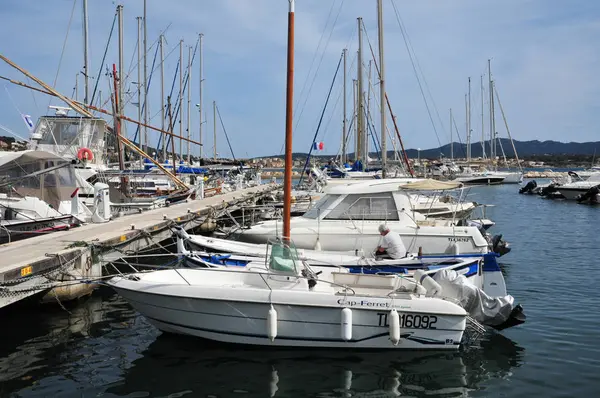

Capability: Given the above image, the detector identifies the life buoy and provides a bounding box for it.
[77,147,94,161]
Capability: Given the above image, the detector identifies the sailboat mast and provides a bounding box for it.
[377,0,387,177]
[353,78,357,158]
[356,17,364,165]
[450,108,453,161]
[467,77,471,162]
[187,46,192,164]
[481,74,485,158]
[488,59,495,161]
[213,100,217,160]
[464,94,468,161]
[136,16,143,160]
[179,40,183,161]
[341,48,347,165]
[82,0,90,106]
[160,35,166,161]
[143,0,148,155]
[282,0,295,241]
[199,33,204,160]
[117,4,125,168]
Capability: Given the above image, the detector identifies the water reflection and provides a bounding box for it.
[0,292,525,397]
[106,332,524,397]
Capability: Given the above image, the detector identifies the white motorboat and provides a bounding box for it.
[0,150,89,243]
[108,238,470,349]
[229,179,491,255]
[173,226,509,300]
[554,173,600,200]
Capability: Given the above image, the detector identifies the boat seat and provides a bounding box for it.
[331,272,398,290]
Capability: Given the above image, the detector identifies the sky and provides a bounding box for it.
[0,0,599,158]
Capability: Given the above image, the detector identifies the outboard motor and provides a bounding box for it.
[491,234,511,256]
[576,185,600,204]
[519,180,537,194]
[539,183,561,198]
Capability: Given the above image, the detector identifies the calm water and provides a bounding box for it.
[1,182,600,397]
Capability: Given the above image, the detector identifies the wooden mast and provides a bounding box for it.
[282,0,295,241]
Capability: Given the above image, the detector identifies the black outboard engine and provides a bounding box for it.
[539,183,562,198]
[576,185,600,204]
[491,234,511,256]
[519,180,537,194]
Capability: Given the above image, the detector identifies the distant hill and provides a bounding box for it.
[254,139,600,160]
[404,139,600,159]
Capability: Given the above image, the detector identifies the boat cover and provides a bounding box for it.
[432,268,514,327]
[398,179,463,191]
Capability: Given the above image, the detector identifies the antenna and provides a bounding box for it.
[48,105,72,116]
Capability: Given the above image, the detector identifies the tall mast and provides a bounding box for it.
[341,48,347,165]
[353,78,358,158]
[136,16,143,160]
[117,4,125,166]
[143,0,148,155]
[450,108,453,161]
[282,0,295,241]
[160,35,166,161]
[82,0,90,106]
[213,100,217,160]
[464,94,468,161]
[467,77,471,162]
[377,0,387,177]
[366,59,372,166]
[356,17,364,166]
[481,74,485,158]
[187,45,192,163]
[488,59,495,162]
[179,39,184,161]
[199,33,204,160]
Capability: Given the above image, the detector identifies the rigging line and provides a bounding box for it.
[451,114,467,158]
[133,40,161,143]
[389,0,443,148]
[90,10,117,107]
[298,53,343,185]
[388,4,447,142]
[47,0,77,113]
[292,0,345,131]
[293,0,338,114]
[4,85,24,117]
[215,104,236,161]
[121,43,178,109]
[124,24,173,93]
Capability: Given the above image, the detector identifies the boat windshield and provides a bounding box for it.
[267,239,301,274]
[303,194,339,219]
[324,192,399,221]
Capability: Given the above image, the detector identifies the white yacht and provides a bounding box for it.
[230,179,490,255]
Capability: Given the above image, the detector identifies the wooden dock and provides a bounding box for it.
[0,184,278,309]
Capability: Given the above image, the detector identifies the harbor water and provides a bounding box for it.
[1,182,599,397]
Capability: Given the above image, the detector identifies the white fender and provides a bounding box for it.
[389,309,401,345]
[341,308,352,341]
[267,305,278,341]
[413,269,442,297]
[314,237,322,251]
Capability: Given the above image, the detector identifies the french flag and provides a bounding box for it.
[312,141,324,151]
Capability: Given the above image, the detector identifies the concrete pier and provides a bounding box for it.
[0,184,278,309]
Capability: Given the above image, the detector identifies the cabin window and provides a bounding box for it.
[303,194,340,219]
[325,192,399,220]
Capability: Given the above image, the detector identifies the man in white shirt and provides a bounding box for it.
[375,224,408,259]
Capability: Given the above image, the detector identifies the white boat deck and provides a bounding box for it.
[0,184,276,278]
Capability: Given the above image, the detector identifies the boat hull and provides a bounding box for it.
[109,274,465,350]
[232,223,488,256]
